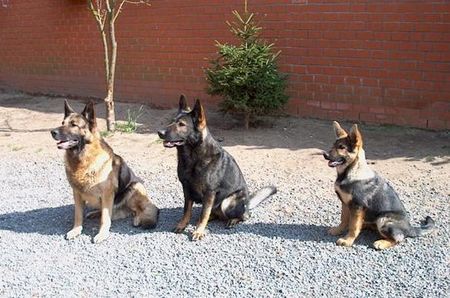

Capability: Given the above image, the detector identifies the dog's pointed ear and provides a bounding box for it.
[81,101,97,131]
[64,99,75,118]
[179,94,188,112]
[333,121,348,139]
[192,99,206,130]
[349,124,363,149]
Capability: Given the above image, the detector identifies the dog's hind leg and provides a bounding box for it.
[111,206,132,221]
[135,198,159,229]
[86,209,101,219]
[373,217,406,250]
[125,183,159,229]
[88,204,132,220]
[218,191,247,229]
[373,239,397,250]
[226,218,242,228]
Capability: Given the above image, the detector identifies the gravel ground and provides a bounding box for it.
[0,93,449,297]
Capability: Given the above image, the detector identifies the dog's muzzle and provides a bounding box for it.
[51,128,79,150]
[323,151,345,167]
[158,129,185,148]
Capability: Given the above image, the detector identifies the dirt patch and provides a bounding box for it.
[1,91,448,178]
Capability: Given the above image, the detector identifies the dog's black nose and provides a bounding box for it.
[157,129,166,139]
[322,151,330,160]
[51,129,58,139]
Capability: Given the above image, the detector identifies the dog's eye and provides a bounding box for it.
[178,122,186,127]
[339,144,347,150]
[71,121,77,127]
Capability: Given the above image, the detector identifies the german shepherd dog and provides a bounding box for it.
[51,100,159,243]
[158,95,277,241]
[323,121,435,249]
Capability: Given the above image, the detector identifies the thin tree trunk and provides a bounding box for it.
[88,0,144,131]
[101,22,115,131]
[105,0,117,131]
[88,0,115,131]
[244,112,250,130]
[105,93,115,131]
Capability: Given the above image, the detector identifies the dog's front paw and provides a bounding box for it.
[65,227,82,240]
[336,237,354,247]
[328,226,346,236]
[191,229,205,241]
[92,231,110,244]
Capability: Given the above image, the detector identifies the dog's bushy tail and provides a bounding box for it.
[247,186,277,210]
[407,216,435,237]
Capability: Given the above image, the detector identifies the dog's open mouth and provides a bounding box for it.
[323,152,345,167]
[328,158,345,167]
[56,139,78,150]
[163,140,185,148]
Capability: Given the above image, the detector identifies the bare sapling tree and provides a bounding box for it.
[87,0,150,131]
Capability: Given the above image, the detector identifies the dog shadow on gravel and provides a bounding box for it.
[0,205,190,237]
[0,206,377,246]
[0,205,74,236]
[222,222,379,246]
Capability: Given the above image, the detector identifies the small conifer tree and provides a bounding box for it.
[206,0,288,129]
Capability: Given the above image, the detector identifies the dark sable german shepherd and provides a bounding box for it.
[158,95,276,241]
[51,100,159,243]
[323,121,435,249]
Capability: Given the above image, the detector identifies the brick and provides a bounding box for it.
[345,77,362,85]
[0,0,448,130]
[355,86,370,96]
[336,85,353,94]
[327,110,346,120]
[321,101,336,110]
[362,78,379,87]
[369,106,385,114]
[336,103,352,111]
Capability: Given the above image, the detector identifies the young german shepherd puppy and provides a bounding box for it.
[158,95,277,241]
[51,100,159,243]
[323,121,435,249]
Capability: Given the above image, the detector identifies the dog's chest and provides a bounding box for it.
[66,153,114,195]
[181,168,208,199]
[178,160,213,201]
[334,182,353,205]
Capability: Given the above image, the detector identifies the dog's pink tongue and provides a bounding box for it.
[328,160,338,167]
[57,140,75,150]
[57,141,67,149]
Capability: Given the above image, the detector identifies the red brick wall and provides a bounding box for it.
[0,0,449,129]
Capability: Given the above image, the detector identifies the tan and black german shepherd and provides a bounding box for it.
[51,100,159,243]
[158,95,276,241]
[323,121,435,249]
